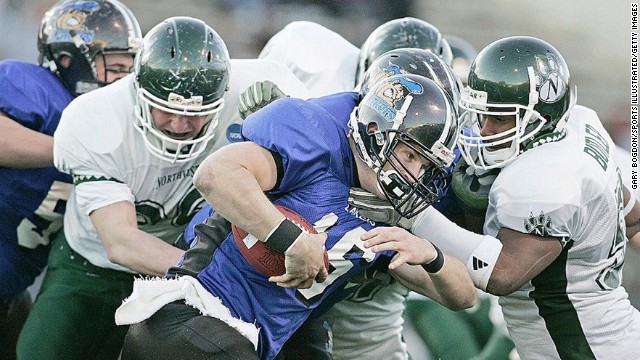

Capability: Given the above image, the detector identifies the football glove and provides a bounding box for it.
[451,155,500,215]
[238,80,289,120]
[347,187,416,229]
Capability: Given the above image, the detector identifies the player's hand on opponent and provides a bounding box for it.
[451,155,499,215]
[347,187,416,229]
[269,232,328,289]
[361,227,438,270]
[238,80,289,120]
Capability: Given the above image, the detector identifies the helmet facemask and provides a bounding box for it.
[377,131,454,218]
[457,36,576,170]
[134,84,224,163]
[132,16,231,163]
[458,70,546,170]
[350,75,458,218]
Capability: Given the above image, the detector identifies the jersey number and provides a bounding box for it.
[135,186,205,227]
[16,181,72,249]
[596,171,626,290]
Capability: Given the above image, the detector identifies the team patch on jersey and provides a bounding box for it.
[524,211,553,237]
[226,123,243,143]
[534,54,567,103]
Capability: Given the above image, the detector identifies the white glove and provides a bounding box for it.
[238,80,289,120]
[347,187,416,229]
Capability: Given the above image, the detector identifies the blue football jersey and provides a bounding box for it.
[0,60,73,298]
[196,92,396,359]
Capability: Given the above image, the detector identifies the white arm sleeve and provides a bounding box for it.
[410,206,503,290]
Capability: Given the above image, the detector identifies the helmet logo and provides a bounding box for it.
[366,75,423,122]
[362,62,403,94]
[168,93,203,107]
[534,54,567,103]
[524,211,553,237]
[53,1,99,43]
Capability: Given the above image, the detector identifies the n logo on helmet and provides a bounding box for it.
[535,54,567,103]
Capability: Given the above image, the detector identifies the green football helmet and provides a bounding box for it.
[458,36,576,170]
[134,16,230,163]
[37,0,142,96]
[356,17,453,86]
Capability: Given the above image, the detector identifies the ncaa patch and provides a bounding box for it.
[226,123,243,143]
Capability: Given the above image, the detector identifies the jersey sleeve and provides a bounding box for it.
[53,92,134,215]
[489,158,581,245]
[0,61,73,134]
[241,97,337,194]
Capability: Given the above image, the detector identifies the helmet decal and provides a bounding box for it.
[53,2,99,44]
[58,2,96,28]
[366,75,423,122]
[535,54,568,103]
[361,63,402,94]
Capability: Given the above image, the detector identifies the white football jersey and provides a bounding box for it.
[330,281,409,360]
[54,61,308,273]
[259,21,360,97]
[486,105,640,359]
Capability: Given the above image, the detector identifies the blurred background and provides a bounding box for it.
[2,0,637,356]
[0,0,632,149]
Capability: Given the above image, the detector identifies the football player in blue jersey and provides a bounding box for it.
[0,1,140,358]
[115,74,477,360]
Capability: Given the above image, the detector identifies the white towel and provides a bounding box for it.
[115,276,259,349]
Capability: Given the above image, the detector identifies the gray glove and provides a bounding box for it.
[238,80,289,120]
[451,156,500,215]
[347,187,416,229]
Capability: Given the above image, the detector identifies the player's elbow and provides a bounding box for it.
[102,240,127,267]
[445,291,477,311]
[485,274,522,296]
[193,155,223,197]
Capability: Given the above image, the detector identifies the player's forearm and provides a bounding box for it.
[194,144,283,241]
[103,228,184,276]
[0,114,54,167]
[411,206,502,291]
[392,259,476,311]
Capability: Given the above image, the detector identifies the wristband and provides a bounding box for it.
[265,218,303,253]
[421,243,445,274]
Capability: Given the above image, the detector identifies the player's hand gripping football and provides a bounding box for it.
[238,80,289,120]
[269,232,329,289]
[347,187,416,229]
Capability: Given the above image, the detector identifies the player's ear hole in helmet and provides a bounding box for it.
[350,74,459,218]
[37,0,142,96]
[133,16,231,163]
[457,36,576,170]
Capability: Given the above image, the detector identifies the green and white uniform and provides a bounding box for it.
[16,59,308,360]
[487,105,640,360]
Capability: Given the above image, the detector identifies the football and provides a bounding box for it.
[232,204,329,277]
